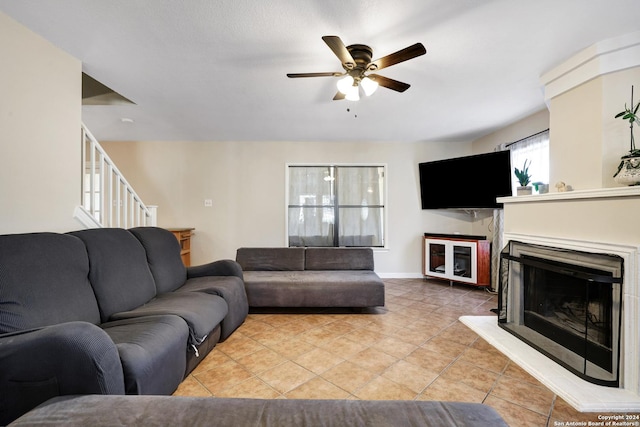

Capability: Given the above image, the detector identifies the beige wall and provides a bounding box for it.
[549,66,640,190]
[549,77,604,190]
[101,99,553,276]
[472,108,550,155]
[502,59,640,246]
[102,139,476,275]
[603,67,640,186]
[0,12,82,234]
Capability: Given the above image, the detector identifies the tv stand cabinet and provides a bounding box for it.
[423,233,491,287]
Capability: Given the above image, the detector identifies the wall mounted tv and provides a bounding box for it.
[419,151,512,209]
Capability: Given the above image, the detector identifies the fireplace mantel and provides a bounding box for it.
[498,185,640,204]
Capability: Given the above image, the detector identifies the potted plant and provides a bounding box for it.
[532,181,549,194]
[613,85,640,186]
[514,159,532,195]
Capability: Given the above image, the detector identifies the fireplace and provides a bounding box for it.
[461,187,640,411]
[498,240,623,387]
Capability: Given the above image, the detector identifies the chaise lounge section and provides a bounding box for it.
[236,247,385,308]
[8,395,509,426]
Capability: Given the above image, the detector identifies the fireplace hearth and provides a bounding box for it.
[498,241,623,387]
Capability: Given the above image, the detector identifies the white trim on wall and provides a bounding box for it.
[73,205,102,229]
[540,31,640,101]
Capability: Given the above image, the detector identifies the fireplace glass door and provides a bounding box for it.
[498,241,623,387]
[523,257,614,372]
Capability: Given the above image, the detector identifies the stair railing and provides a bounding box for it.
[80,124,156,228]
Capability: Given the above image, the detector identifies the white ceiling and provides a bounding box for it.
[1,0,639,143]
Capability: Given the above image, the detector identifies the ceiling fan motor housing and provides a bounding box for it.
[345,44,376,78]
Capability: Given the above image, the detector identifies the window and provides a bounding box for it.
[508,129,549,195]
[287,165,385,247]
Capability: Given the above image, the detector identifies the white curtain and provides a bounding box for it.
[509,130,550,193]
[288,166,384,247]
[337,167,384,247]
[491,143,508,293]
[490,129,549,291]
[287,167,334,246]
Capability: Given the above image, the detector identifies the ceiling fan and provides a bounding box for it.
[287,36,426,101]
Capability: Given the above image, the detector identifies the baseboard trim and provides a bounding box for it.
[377,273,424,279]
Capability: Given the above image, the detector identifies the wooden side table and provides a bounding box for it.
[166,228,194,266]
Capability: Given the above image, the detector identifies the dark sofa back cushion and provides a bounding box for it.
[0,233,101,333]
[305,248,374,270]
[69,228,157,322]
[129,227,187,294]
[236,248,305,271]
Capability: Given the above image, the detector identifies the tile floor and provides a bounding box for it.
[174,278,629,426]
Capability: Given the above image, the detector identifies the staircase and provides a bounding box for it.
[75,124,156,228]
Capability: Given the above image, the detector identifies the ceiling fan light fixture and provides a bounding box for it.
[360,76,379,96]
[336,75,354,94]
[345,84,360,101]
[287,36,426,101]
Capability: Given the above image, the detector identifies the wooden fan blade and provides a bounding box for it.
[368,74,411,92]
[369,43,426,71]
[322,36,356,69]
[333,91,346,101]
[287,72,342,78]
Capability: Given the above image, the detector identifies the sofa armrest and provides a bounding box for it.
[187,259,244,279]
[0,321,124,425]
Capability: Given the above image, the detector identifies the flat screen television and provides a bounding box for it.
[419,151,512,209]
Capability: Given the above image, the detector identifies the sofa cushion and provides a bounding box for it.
[0,233,101,333]
[101,315,188,395]
[129,227,187,294]
[243,270,384,307]
[69,229,158,322]
[177,276,248,341]
[236,247,305,271]
[109,292,228,349]
[305,247,374,270]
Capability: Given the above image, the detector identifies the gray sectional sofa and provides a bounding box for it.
[0,227,248,425]
[236,247,385,308]
[1,231,508,426]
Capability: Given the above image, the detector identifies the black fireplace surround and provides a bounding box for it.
[498,241,623,387]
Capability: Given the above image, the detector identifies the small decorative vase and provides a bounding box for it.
[517,186,532,196]
[613,155,640,186]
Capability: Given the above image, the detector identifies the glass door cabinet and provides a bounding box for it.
[423,234,491,287]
